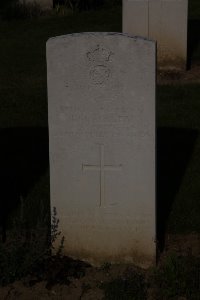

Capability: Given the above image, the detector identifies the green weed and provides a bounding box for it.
[1,0,44,20]
[0,206,64,286]
[101,268,147,300]
[152,253,200,299]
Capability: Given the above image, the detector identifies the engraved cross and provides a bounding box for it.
[82,144,122,207]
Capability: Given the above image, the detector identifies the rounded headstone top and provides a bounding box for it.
[46,32,155,46]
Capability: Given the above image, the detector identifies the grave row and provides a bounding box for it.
[47,1,188,267]
[26,0,188,69]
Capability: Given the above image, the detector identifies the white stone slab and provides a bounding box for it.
[123,0,188,70]
[47,32,156,268]
[19,0,52,10]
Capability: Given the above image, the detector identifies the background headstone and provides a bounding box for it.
[47,32,156,267]
[123,0,188,70]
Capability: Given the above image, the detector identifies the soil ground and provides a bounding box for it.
[157,63,200,85]
[0,233,199,300]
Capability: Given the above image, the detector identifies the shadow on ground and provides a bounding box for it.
[156,127,199,254]
[187,19,200,68]
[0,127,49,242]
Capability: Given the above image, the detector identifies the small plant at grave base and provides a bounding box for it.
[100,267,147,300]
[0,223,49,286]
[50,206,65,254]
[0,206,64,286]
[151,252,200,300]
[100,262,112,272]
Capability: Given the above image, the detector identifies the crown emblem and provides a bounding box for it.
[87,45,113,63]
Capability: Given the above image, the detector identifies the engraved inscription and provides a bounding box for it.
[86,44,113,63]
[58,105,152,138]
[90,65,110,85]
[86,44,113,85]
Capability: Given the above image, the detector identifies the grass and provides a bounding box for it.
[0,206,53,286]
[100,253,200,300]
[101,269,147,300]
[1,5,199,233]
[0,3,122,285]
[157,85,200,233]
[189,0,200,20]
[0,1,200,297]
[151,253,200,300]
[0,0,199,243]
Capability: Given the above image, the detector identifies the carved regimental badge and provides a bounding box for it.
[86,44,113,85]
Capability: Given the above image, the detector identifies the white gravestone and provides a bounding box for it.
[123,0,188,70]
[47,32,156,268]
[19,0,52,10]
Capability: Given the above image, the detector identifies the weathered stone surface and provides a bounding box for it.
[123,0,188,70]
[47,32,156,267]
